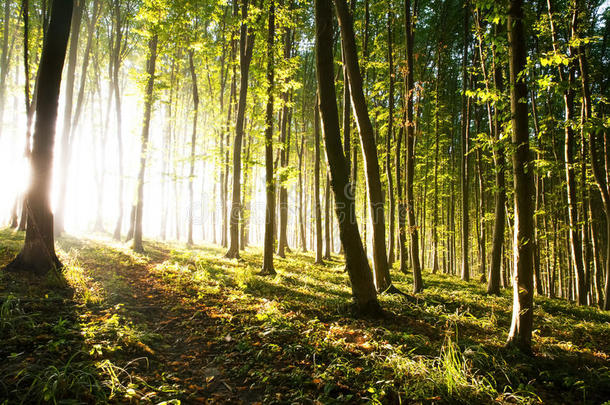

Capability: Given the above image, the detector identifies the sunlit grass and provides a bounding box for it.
[0,228,609,403]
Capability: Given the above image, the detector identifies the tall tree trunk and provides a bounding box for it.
[112,0,125,240]
[487,24,507,295]
[460,4,470,281]
[386,7,396,267]
[506,0,535,353]
[315,0,380,315]
[17,0,33,232]
[54,1,83,235]
[404,0,423,293]
[226,0,255,258]
[297,132,307,251]
[187,50,199,246]
[324,173,331,259]
[5,0,72,274]
[132,33,158,253]
[314,102,324,264]
[261,0,276,275]
[334,0,392,292]
[277,28,293,258]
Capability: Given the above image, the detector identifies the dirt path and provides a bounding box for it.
[73,241,265,403]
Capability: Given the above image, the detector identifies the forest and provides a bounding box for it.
[0,0,609,403]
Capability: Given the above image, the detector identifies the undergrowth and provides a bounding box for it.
[0,228,609,404]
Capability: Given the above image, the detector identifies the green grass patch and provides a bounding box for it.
[0,228,609,404]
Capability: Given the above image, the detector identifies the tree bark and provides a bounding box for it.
[226,0,255,258]
[460,4,470,282]
[5,0,72,274]
[54,1,83,235]
[0,1,12,139]
[314,101,324,264]
[334,0,392,292]
[506,0,535,353]
[261,0,276,275]
[315,0,380,315]
[111,0,126,240]
[187,50,199,246]
[386,7,395,267]
[404,0,423,293]
[324,173,332,259]
[487,24,507,295]
[277,28,293,258]
[132,33,158,253]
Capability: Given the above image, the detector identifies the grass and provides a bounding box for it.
[0,227,609,404]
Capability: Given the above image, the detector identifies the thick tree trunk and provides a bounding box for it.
[5,0,72,274]
[334,0,392,292]
[261,0,276,275]
[226,0,255,258]
[132,34,158,253]
[315,0,380,315]
[506,0,535,353]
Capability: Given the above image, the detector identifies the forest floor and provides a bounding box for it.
[0,228,609,404]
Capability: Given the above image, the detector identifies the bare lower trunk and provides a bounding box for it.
[314,102,323,264]
[335,0,392,292]
[226,0,255,258]
[315,0,381,314]
[506,0,535,353]
[187,50,199,246]
[5,0,72,274]
[132,34,158,253]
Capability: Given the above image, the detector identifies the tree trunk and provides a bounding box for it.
[297,132,307,251]
[132,33,158,253]
[261,0,276,275]
[460,4,470,282]
[324,173,331,259]
[314,102,324,264]
[5,0,72,274]
[112,0,125,240]
[54,1,83,235]
[0,0,12,139]
[315,0,380,315]
[506,0,535,353]
[277,29,293,258]
[487,25,506,295]
[187,50,199,246]
[334,0,392,292]
[386,7,395,267]
[226,0,255,258]
[404,0,423,293]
